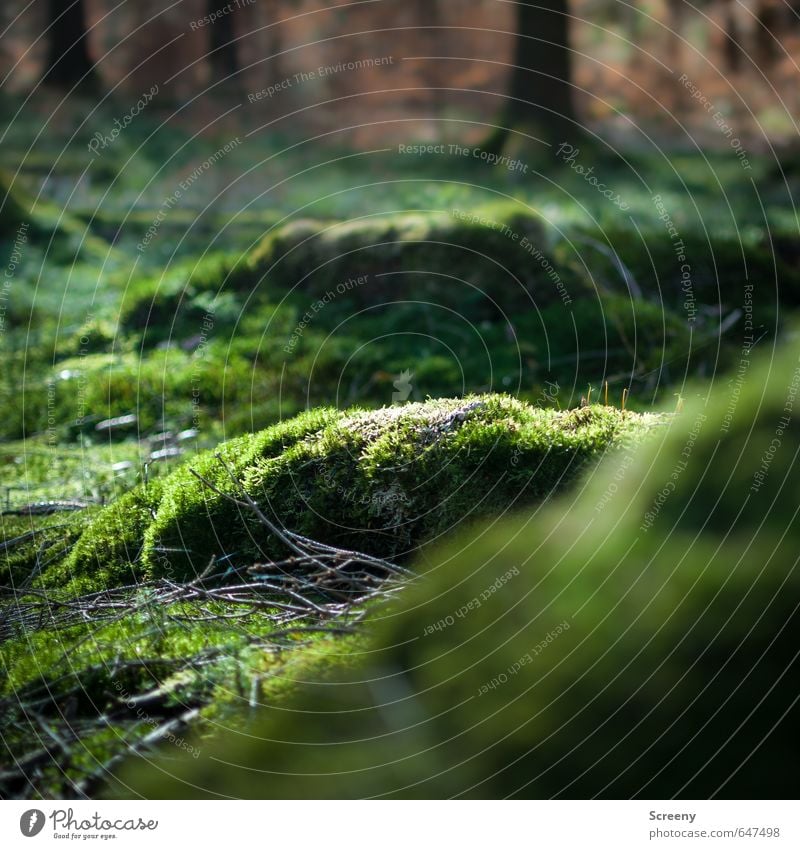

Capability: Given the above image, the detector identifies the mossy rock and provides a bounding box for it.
[237,206,555,316]
[114,336,800,799]
[56,397,658,588]
[143,397,655,579]
[118,206,571,347]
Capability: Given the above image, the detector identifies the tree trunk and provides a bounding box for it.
[753,1,781,70]
[667,0,688,69]
[722,0,745,73]
[487,0,576,154]
[208,0,239,81]
[43,0,96,88]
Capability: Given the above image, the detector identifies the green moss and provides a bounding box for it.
[537,293,694,379]
[61,317,118,356]
[141,398,655,581]
[43,344,270,437]
[46,481,164,593]
[138,406,342,580]
[117,206,798,357]
[0,439,155,591]
[580,220,800,324]
[46,397,657,589]
[235,397,655,561]
[0,169,31,236]
[236,205,554,314]
[118,252,243,342]
[0,511,91,590]
[117,335,800,800]
[0,169,115,263]
[42,407,339,588]
[0,593,367,796]
[119,206,558,347]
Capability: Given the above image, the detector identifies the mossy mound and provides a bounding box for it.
[579,221,800,316]
[117,205,800,353]
[239,207,553,312]
[51,408,338,590]
[115,337,800,799]
[118,205,562,346]
[117,252,242,342]
[0,169,112,262]
[54,281,691,445]
[54,397,657,588]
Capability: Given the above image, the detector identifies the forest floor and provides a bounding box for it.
[1,94,799,796]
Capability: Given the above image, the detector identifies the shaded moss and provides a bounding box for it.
[118,205,557,347]
[0,169,115,262]
[0,511,91,591]
[118,252,243,343]
[0,597,367,797]
[0,169,30,236]
[237,206,553,314]
[117,206,799,359]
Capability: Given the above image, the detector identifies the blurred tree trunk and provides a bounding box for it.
[667,0,689,69]
[43,0,96,89]
[262,1,281,69]
[415,0,445,116]
[208,0,239,81]
[753,1,781,69]
[486,0,576,154]
[722,0,745,72]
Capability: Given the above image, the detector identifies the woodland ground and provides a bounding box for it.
[1,93,799,797]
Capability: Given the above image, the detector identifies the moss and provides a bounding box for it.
[42,407,339,588]
[0,511,91,590]
[118,252,243,342]
[119,206,558,347]
[0,593,367,796]
[585,223,800,319]
[236,205,554,314]
[48,397,657,589]
[538,293,694,379]
[619,330,800,537]
[118,335,800,800]
[43,481,165,593]
[137,406,342,580]
[142,397,655,582]
[0,169,31,236]
[0,169,114,263]
[43,344,271,437]
[111,208,800,358]
[61,316,118,356]
[236,398,655,561]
